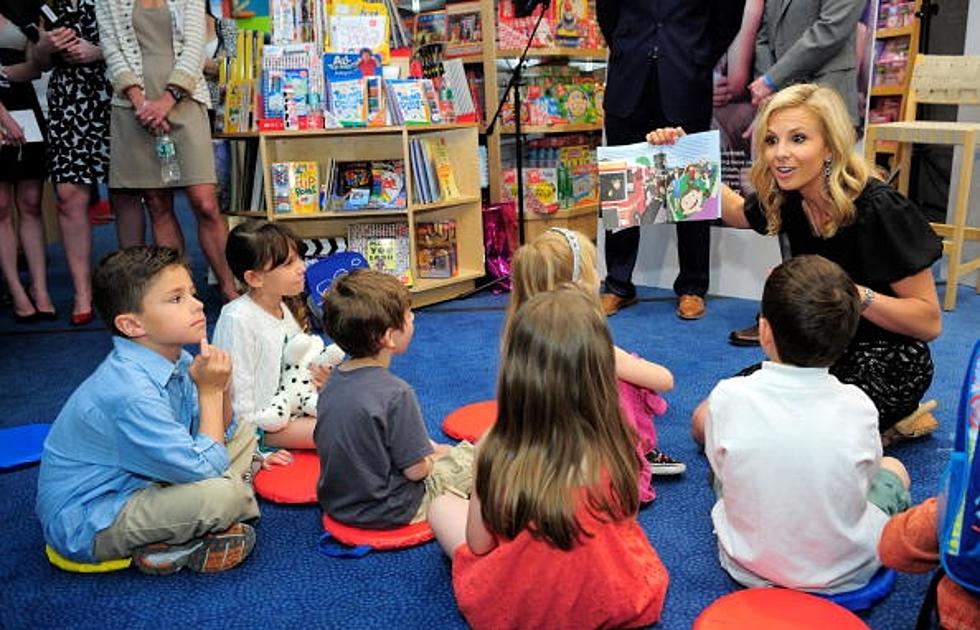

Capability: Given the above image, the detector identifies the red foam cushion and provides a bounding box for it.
[693,588,869,629]
[321,513,434,549]
[441,400,497,442]
[253,450,320,504]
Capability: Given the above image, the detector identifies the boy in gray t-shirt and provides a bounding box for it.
[315,270,473,529]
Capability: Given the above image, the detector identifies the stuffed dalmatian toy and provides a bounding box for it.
[253,333,345,431]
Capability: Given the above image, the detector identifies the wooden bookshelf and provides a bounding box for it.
[479,0,607,241]
[225,124,484,307]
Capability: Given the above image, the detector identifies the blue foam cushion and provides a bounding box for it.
[0,423,52,470]
[822,567,897,612]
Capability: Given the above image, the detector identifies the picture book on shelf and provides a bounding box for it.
[415,220,458,278]
[328,79,368,126]
[597,130,721,229]
[413,10,448,46]
[270,161,320,214]
[387,79,430,124]
[422,137,460,199]
[445,1,482,57]
[370,160,407,208]
[348,222,412,285]
[323,51,383,81]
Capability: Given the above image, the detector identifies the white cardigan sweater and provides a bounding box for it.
[95,0,210,108]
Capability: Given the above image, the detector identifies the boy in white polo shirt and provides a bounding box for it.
[692,254,912,594]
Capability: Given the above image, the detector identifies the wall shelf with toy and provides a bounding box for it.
[475,0,608,241]
[868,0,922,159]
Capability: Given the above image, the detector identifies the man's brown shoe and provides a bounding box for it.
[600,293,638,316]
[676,295,706,320]
[729,322,760,346]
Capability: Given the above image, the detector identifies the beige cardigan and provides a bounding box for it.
[95,0,210,108]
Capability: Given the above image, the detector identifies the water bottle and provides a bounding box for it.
[155,134,181,185]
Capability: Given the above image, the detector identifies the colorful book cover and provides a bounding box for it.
[289,161,320,214]
[553,0,589,46]
[422,137,460,199]
[283,68,311,129]
[337,161,373,209]
[271,162,292,214]
[445,1,482,57]
[597,130,722,229]
[329,78,367,126]
[370,160,407,208]
[323,51,383,82]
[420,79,443,124]
[388,80,429,125]
[413,11,448,46]
[348,222,412,285]
[502,167,559,215]
[415,220,458,278]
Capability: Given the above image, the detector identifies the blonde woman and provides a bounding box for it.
[650,83,942,443]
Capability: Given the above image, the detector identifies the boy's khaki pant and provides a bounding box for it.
[412,441,475,523]
[93,422,261,560]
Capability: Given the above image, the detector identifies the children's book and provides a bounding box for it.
[370,160,407,208]
[502,167,559,215]
[444,1,482,57]
[387,80,430,124]
[421,137,460,199]
[348,222,412,285]
[328,78,368,126]
[415,220,458,278]
[335,161,373,209]
[413,10,448,46]
[553,0,589,47]
[270,161,319,214]
[597,130,722,229]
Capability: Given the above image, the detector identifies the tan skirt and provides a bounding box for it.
[109,101,216,189]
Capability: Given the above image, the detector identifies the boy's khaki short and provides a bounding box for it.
[412,441,475,522]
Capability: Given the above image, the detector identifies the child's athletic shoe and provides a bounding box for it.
[646,449,686,476]
[132,522,256,576]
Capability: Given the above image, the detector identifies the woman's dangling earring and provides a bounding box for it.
[824,158,832,181]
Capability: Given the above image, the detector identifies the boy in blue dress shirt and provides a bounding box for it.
[36,246,260,575]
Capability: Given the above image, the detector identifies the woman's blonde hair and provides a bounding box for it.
[749,84,873,237]
[478,287,640,550]
[505,228,599,335]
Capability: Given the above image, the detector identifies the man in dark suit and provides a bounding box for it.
[598,0,745,319]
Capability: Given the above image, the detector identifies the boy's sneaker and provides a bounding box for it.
[132,522,256,576]
[646,449,686,476]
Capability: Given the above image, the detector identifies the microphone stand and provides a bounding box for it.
[485,1,550,245]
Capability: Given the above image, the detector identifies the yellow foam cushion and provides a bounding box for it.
[45,545,131,573]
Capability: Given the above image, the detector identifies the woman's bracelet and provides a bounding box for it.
[860,286,876,312]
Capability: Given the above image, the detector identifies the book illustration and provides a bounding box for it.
[348,222,412,285]
[323,51,383,82]
[502,167,559,215]
[388,80,430,124]
[553,0,589,46]
[422,137,460,199]
[283,68,311,129]
[289,161,320,214]
[337,161,373,209]
[597,130,721,229]
[370,161,407,208]
[329,14,390,62]
[415,220,458,278]
[413,10,448,46]
[271,162,292,214]
[420,79,443,124]
[445,1,482,57]
[328,78,367,126]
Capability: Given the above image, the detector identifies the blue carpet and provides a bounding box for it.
[1,207,978,628]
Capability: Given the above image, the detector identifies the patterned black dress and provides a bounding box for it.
[0,22,46,182]
[46,0,111,185]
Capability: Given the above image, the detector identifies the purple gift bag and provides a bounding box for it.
[482,201,518,293]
